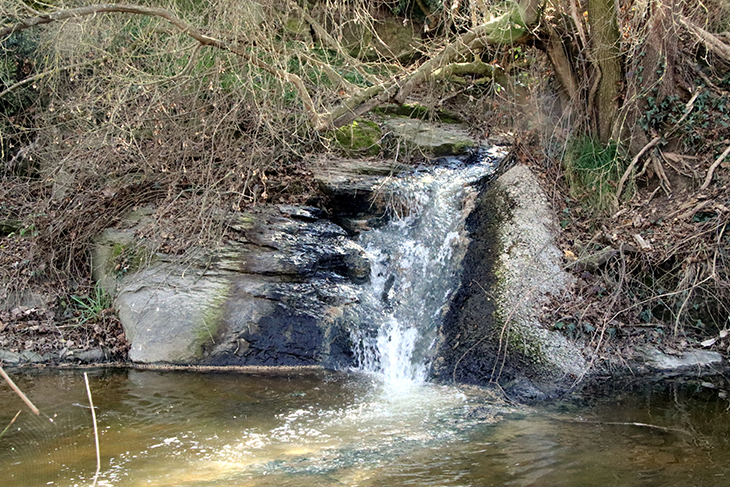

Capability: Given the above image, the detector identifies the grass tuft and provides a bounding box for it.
[563,136,626,214]
[70,284,113,326]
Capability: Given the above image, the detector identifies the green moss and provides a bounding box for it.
[485,187,549,367]
[433,139,474,157]
[505,326,548,365]
[191,287,229,360]
[235,213,256,230]
[333,119,382,156]
[111,243,126,259]
[109,242,148,278]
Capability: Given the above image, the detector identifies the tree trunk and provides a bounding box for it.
[619,0,682,153]
[588,0,621,144]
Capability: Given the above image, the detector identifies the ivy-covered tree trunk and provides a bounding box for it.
[620,0,682,154]
[588,0,622,144]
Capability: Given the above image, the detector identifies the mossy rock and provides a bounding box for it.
[92,206,155,295]
[333,120,382,156]
[191,289,228,360]
[434,165,586,400]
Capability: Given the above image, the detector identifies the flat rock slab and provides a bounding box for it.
[381,118,474,156]
[313,157,410,234]
[116,266,231,363]
[637,346,723,371]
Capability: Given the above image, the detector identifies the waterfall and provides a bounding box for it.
[351,147,506,385]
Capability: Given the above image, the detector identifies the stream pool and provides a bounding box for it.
[1,368,729,487]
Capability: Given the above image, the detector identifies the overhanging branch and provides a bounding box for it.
[1,1,543,131]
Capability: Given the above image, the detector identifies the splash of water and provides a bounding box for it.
[351,149,505,386]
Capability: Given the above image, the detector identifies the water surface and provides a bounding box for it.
[1,369,729,486]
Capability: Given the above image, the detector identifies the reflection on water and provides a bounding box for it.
[1,369,729,486]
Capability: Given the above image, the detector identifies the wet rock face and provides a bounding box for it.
[433,164,586,400]
[233,206,371,283]
[312,157,409,235]
[100,206,368,367]
[95,150,590,392]
[211,274,359,368]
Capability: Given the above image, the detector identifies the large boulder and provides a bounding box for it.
[432,164,586,400]
[93,206,368,366]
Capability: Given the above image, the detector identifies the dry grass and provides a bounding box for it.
[0,0,369,298]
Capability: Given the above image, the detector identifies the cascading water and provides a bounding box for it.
[7,147,722,487]
[351,147,507,385]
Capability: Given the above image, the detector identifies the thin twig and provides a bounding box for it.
[671,88,701,129]
[84,372,101,487]
[674,266,699,336]
[0,59,105,100]
[550,415,693,436]
[0,3,325,130]
[0,410,22,439]
[617,89,705,199]
[0,366,39,415]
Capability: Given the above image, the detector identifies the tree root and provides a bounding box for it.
[616,135,661,200]
[700,144,730,191]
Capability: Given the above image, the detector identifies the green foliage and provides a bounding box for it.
[564,136,625,214]
[69,284,112,326]
[553,320,602,340]
[640,86,730,153]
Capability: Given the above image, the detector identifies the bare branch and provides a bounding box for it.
[0,59,104,100]
[0,366,39,415]
[616,135,661,200]
[0,1,543,131]
[0,3,328,129]
[84,372,101,487]
[286,1,378,86]
[679,15,730,62]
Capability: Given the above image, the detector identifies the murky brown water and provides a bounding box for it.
[1,368,728,487]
